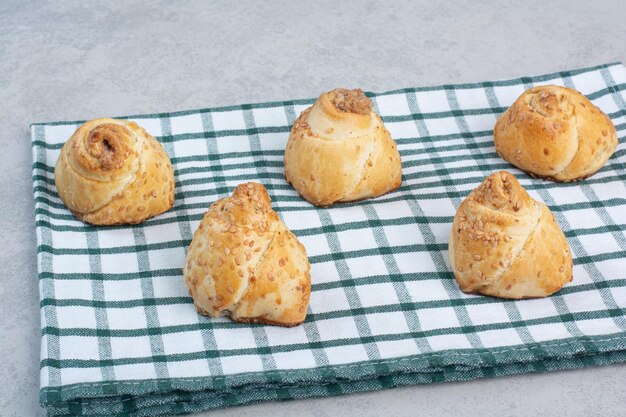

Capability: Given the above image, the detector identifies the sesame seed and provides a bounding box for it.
[227,286,234,294]
[473,254,482,261]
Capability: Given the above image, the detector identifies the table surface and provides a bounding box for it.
[2,1,625,416]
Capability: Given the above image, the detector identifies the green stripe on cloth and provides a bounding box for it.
[32,62,626,416]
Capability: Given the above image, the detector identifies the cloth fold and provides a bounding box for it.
[32,62,626,417]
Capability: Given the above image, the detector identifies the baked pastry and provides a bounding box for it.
[183,182,311,326]
[449,171,573,299]
[54,118,175,225]
[494,85,618,182]
[284,88,402,206]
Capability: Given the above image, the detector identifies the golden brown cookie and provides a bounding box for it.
[284,88,402,206]
[54,118,175,225]
[449,171,573,299]
[494,85,618,182]
[184,182,311,327]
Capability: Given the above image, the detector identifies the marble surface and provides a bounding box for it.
[1,1,625,416]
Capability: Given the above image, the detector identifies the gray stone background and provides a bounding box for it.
[1,1,625,416]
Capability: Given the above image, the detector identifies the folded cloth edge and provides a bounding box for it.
[40,331,626,407]
[45,345,626,416]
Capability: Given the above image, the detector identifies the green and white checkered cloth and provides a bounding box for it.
[32,63,626,417]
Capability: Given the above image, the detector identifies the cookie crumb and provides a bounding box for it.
[327,88,373,115]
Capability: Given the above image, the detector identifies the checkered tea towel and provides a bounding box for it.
[32,62,626,417]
